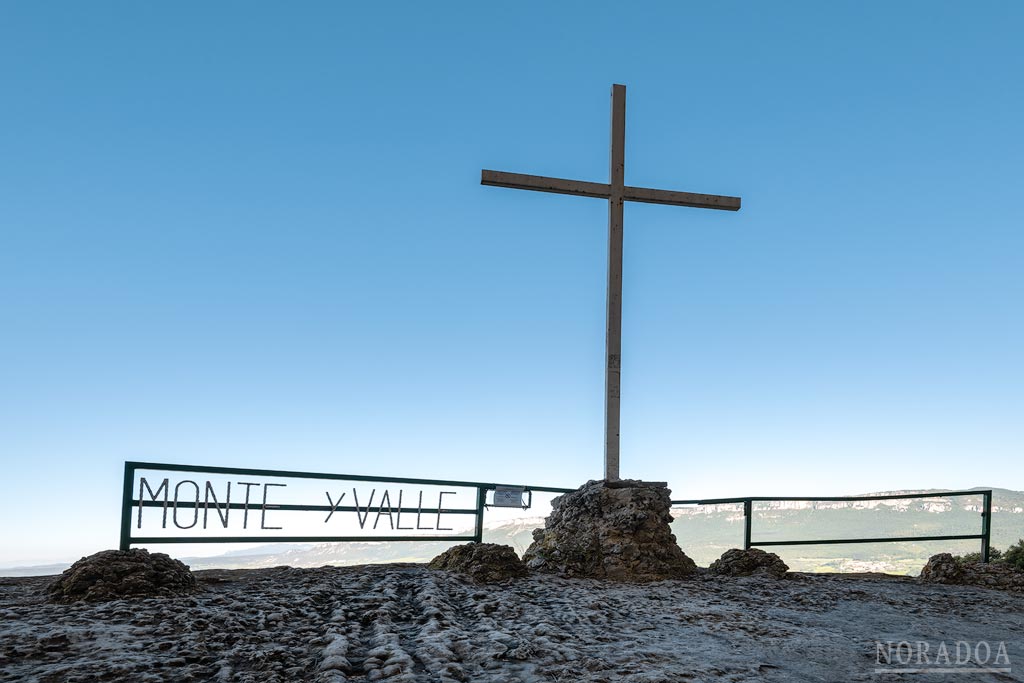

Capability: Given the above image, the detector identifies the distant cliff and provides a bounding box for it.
[669,487,1023,573]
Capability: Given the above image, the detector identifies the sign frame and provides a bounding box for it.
[119,461,570,550]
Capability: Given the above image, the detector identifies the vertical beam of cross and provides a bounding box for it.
[481,84,740,481]
[605,85,626,481]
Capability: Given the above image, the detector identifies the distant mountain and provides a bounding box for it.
[180,516,549,572]
[178,489,1021,576]
[670,487,1024,574]
[0,563,73,578]
[3,489,1020,577]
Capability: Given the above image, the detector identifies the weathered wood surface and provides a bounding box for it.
[481,84,741,482]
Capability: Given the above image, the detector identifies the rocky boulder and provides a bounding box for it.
[919,553,963,584]
[47,549,197,603]
[523,479,697,582]
[428,543,527,583]
[919,553,1024,592]
[708,548,789,579]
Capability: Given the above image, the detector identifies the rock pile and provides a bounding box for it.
[47,548,197,603]
[708,548,790,579]
[523,479,697,581]
[919,553,1024,592]
[428,543,527,583]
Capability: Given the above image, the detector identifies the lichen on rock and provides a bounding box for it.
[428,543,527,583]
[708,548,789,579]
[47,548,197,603]
[523,479,697,581]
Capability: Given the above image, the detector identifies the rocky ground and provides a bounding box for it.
[2,564,1022,682]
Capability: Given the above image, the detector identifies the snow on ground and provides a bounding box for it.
[2,564,1022,682]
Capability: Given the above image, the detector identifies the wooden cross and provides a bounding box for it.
[481,84,740,481]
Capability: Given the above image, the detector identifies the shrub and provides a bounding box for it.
[955,539,1024,569]
[956,547,1001,564]
[1002,539,1024,571]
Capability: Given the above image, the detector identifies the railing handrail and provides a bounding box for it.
[123,460,575,494]
[672,489,991,505]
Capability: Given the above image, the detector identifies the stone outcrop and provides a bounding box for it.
[47,549,197,603]
[523,479,696,581]
[8,562,1024,681]
[708,548,789,579]
[428,543,528,583]
[919,553,1024,592]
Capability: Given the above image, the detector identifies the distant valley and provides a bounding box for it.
[4,487,1021,577]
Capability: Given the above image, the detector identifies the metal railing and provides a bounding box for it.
[672,489,993,562]
[121,463,994,564]
[119,461,571,551]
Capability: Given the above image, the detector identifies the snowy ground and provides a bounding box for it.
[2,564,1022,682]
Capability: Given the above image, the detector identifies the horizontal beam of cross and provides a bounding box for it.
[481,170,741,211]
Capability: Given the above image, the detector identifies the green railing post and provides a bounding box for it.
[743,499,752,550]
[473,487,487,543]
[981,490,992,563]
[119,462,135,551]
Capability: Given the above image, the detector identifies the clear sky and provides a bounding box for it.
[1,2,1021,566]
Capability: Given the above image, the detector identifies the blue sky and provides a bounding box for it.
[1,2,1021,565]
